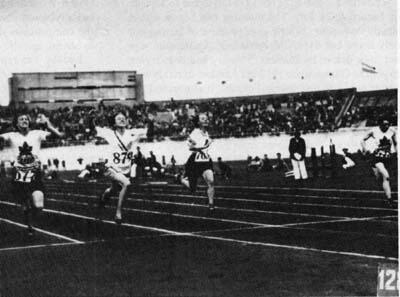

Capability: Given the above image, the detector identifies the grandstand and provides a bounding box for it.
[9,71,144,109]
[340,89,397,127]
[0,87,396,149]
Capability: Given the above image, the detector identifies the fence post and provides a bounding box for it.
[320,146,325,178]
[311,147,318,178]
[330,143,336,178]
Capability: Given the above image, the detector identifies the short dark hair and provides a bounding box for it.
[13,113,31,128]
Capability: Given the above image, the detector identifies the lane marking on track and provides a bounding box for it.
[2,195,397,240]
[193,222,398,239]
[2,200,396,261]
[49,191,391,220]
[281,215,398,227]
[43,197,399,238]
[46,198,276,228]
[185,233,399,261]
[46,185,396,203]
[41,205,188,236]
[0,215,84,244]
[47,181,398,195]
[48,191,351,219]
[130,191,397,212]
[50,197,399,238]
[0,242,82,252]
[217,192,395,202]
[138,188,393,203]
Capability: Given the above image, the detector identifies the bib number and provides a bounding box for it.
[113,151,133,164]
[15,169,35,183]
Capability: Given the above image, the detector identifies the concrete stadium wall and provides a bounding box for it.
[0,127,395,170]
[9,71,144,108]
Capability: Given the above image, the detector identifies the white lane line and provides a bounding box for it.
[48,192,350,220]
[42,207,188,236]
[191,225,266,235]
[0,216,83,244]
[281,215,399,227]
[46,192,399,229]
[0,242,81,252]
[143,188,388,202]
[224,192,395,202]
[46,198,275,228]
[136,183,398,195]
[45,198,398,238]
[185,233,398,261]
[133,191,397,212]
[46,182,398,196]
[194,222,397,239]
[46,185,394,203]
[6,199,397,261]
[55,181,396,194]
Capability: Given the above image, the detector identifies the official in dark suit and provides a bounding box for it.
[289,131,308,180]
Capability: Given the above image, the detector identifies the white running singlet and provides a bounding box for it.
[95,127,146,175]
[0,130,50,162]
[187,128,212,162]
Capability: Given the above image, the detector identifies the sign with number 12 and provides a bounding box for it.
[377,263,399,297]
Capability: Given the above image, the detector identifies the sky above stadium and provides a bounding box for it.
[0,0,397,106]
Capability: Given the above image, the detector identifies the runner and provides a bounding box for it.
[177,116,215,210]
[0,113,63,234]
[361,119,397,207]
[93,111,147,223]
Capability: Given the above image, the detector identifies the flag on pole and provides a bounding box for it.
[361,62,377,74]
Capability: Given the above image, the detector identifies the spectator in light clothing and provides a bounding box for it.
[289,131,308,180]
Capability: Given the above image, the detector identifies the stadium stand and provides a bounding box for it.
[340,89,397,128]
[0,88,396,150]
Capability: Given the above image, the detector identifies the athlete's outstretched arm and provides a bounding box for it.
[361,131,373,154]
[40,115,64,138]
[131,126,148,142]
[392,130,397,153]
[88,111,110,138]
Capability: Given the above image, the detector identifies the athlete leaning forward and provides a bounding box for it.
[0,113,63,235]
[177,116,215,210]
[91,110,147,224]
[361,118,397,208]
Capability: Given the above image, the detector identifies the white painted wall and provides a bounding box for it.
[1,127,395,169]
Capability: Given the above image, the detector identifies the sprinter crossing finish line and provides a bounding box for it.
[289,130,308,180]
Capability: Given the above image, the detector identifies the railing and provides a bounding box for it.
[334,93,356,128]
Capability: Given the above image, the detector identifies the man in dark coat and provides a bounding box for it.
[289,131,308,180]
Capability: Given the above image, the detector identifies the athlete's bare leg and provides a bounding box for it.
[203,169,215,209]
[115,180,130,223]
[374,163,392,200]
[25,190,44,234]
[100,170,131,223]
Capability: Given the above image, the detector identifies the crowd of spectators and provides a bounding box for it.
[340,105,397,128]
[0,89,396,149]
